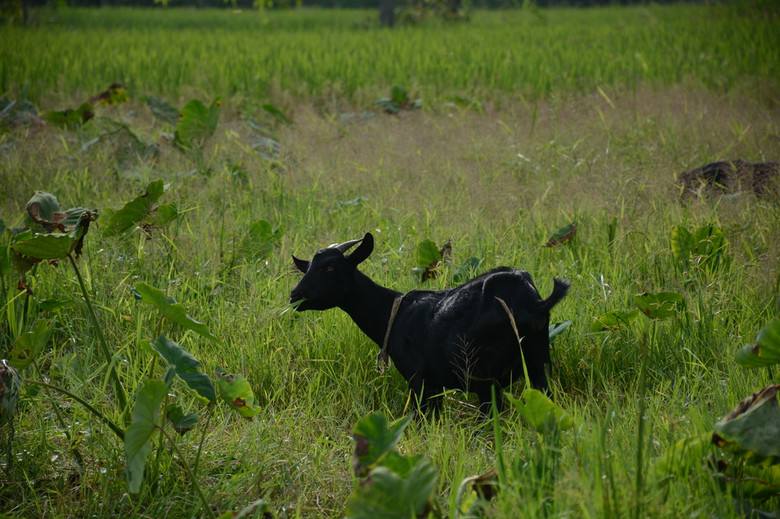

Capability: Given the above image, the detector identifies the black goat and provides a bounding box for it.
[289,233,569,412]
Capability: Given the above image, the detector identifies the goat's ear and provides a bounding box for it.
[292,255,310,273]
[347,232,374,266]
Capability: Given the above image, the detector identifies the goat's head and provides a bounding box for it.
[289,232,374,311]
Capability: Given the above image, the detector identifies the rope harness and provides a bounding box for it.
[377,294,406,373]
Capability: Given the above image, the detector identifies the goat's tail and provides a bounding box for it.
[541,278,570,311]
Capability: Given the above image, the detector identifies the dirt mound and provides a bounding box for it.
[678,160,779,198]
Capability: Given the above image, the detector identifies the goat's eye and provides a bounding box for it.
[325,265,336,273]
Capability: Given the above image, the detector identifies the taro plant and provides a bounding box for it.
[346,412,439,518]
[102,180,178,238]
[376,85,422,114]
[174,98,221,173]
[413,238,451,282]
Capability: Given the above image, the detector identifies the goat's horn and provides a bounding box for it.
[330,237,364,253]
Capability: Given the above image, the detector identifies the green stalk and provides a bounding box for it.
[633,322,656,519]
[68,254,129,416]
[192,404,214,477]
[157,425,217,519]
[26,380,125,441]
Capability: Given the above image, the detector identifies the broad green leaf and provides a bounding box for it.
[215,368,260,418]
[345,457,438,519]
[217,499,270,519]
[652,432,712,484]
[152,336,215,402]
[544,222,577,247]
[44,102,94,129]
[102,180,166,237]
[713,385,780,463]
[416,239,441,268]
[590,309,639,332]
[144,96,179,125]
[11,232,77,260]
[148,203,178,228]
[548,320,572,342]
[0,360,21,426]
[353,413,412,476]
[7,320,52,369]
[506,388,574,433]
[134,283,218,342]
[634,292,685,320]
[390,85,410,106]
[671,223,727,273]
[736,318,780,368]
[165,404,198,435]
[261,103,291,124]
[174,98,220,150]
[125,379,167,493]
[452,256,482,283]
[238,219,283,261]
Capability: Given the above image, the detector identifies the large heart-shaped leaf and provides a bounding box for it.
[165,404,198,436]
[345,457,438,519]
[215,368,260,418]
[506,388,574,433]
[125,379,167,493]
[590,309,639,332]
[11,210,95,261]
[134,283,218,342]
[736,318,780,368]
[452,256,482,283]
[102,180,166,237]
[713,385,780,463]
[544,222,577,247]
[152,336,215,402]
[44,102,94,129]
[7,320,52,369]
[174,98,220,150]
[352,413,412,476]
[144,96,179,125]
[634,292,685,320]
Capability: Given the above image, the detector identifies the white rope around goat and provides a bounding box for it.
[377,294,406,373]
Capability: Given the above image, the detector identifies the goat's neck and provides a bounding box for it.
[339,270,401,347]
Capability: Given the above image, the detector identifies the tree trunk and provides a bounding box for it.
[379,0,394,27]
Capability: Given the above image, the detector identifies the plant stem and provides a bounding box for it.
[26,380,125,440]
[68,254,128,416]
[193,404,213,477]
[157,425,217,519]
[32,361,85,470]
[634,322,656,519]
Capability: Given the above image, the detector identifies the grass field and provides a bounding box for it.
[1,4,780,519]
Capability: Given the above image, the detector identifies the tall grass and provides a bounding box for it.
[1,5,779,518]
[1,6,778,104]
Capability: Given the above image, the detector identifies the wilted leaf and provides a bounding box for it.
[0,359,21,426]
[25,191,63,230]
[215,368,260,418]
[352,413,412,476]
[44,102,94,129]
[590,309,639,332]
[134,283,218,343]
[713,385,780,463]
[261,103,291,125]
[174,98,220,150]
[89,83,128,106]
[148,203,178,228]
[345,458,438,519]
[634,292,685,320]
[548,320,572,342]
[506,388,574,433]
[152,336,215,402]
[545,223,577,247]
[145,96,179,125]
[165,404,198,435]
[736,318,780,368]
[125,379,167,493]
[7,320,51,369]
[102,180,166,237]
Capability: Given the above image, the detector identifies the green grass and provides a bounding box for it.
[1,5,779,104]
[1,5,780,519]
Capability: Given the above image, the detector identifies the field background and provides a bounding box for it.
[1,4,780,518]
